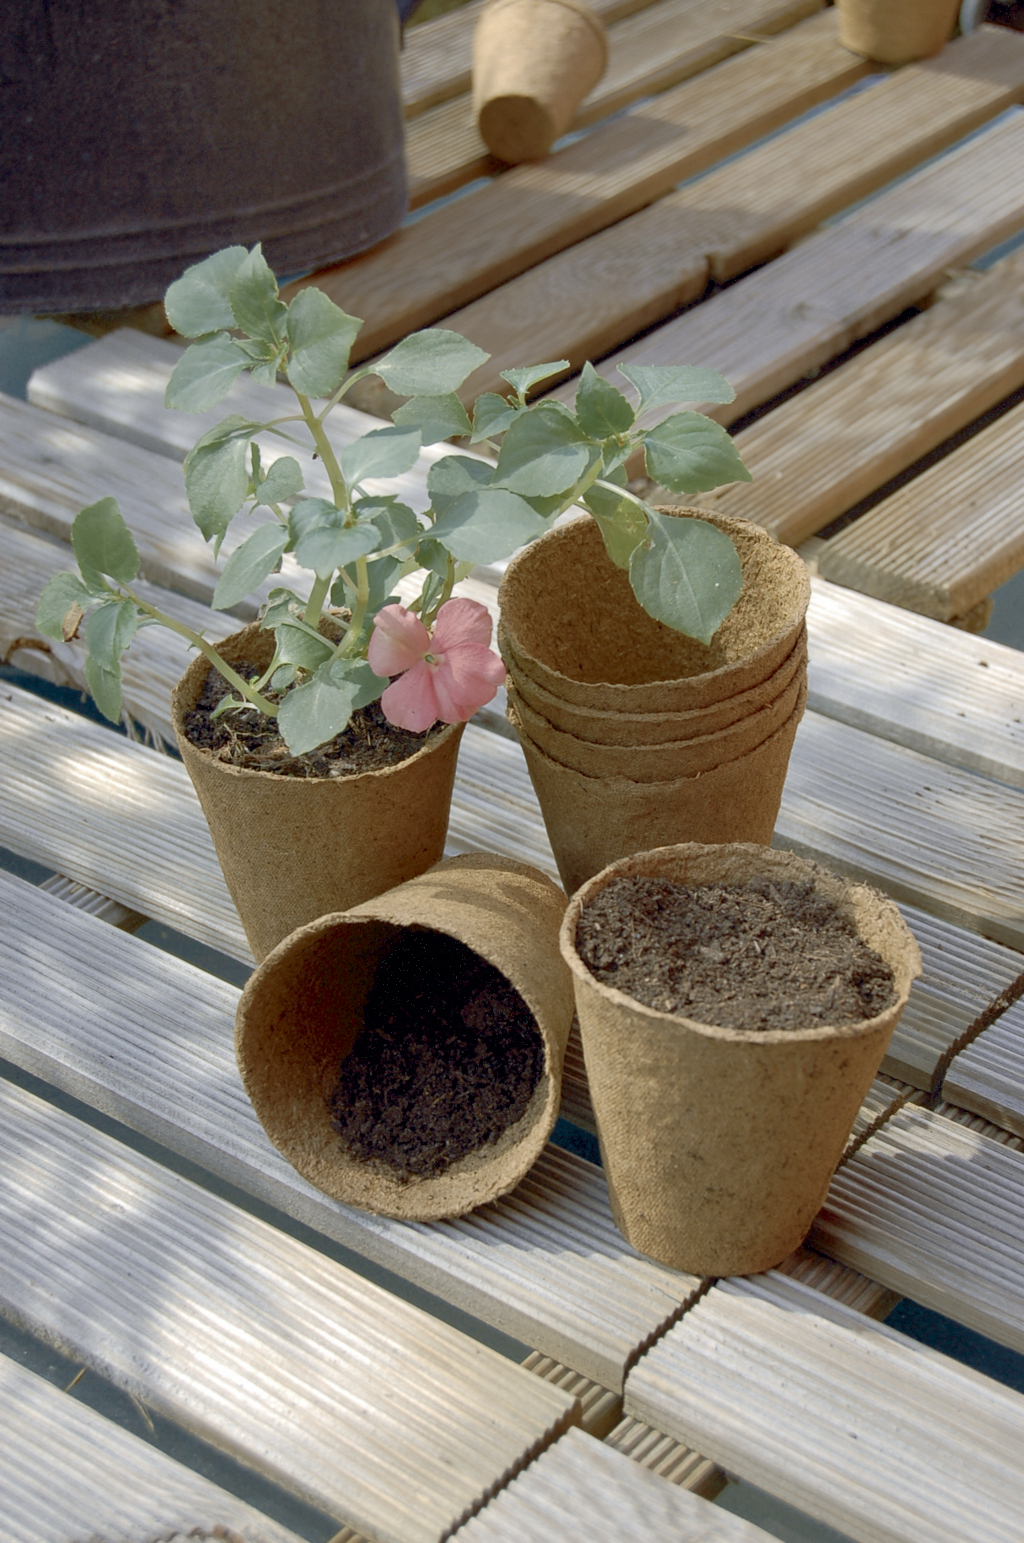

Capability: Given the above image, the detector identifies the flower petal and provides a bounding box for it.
[431,597,494,653]
[380,660,441,732]
[368,604,430,677]
[432,644,506,722]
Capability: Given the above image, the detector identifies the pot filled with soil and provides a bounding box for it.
[235,853,575,1220]
[560,842,922,1276]
[173,625,464,964]
[835,0,960,63]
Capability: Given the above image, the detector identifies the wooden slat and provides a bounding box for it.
[624,1271,1024,1543]
[0,1077,577,1543]
[544,109,1024,428]
[457,1426,773,1542]
[0,1353,307,1543]
[405,0,821,205]
[810,1104,1024,1357]
[818,394,1024,622]
[519,1354,622,1439]
[932,1100,1024,1152]
[942,997,1024,1140]
[296,12,869,358]
[691,253,1024,547]
[0,872,702,1393]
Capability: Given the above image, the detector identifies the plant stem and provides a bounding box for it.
[338,558,371,656]
[122,586,278,717]
[303,573,332,629]
[422,554,456,630]
[295,390,349,513]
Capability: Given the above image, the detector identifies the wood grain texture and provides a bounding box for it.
[297,12,868,358]
[449,28,1024,405]
[818,394,1024,620]
[943,998,1024,1140]
[693,255,1024,546]
[405,0,822,205]
[546,109,1024,426]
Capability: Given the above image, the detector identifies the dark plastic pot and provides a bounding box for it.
[1,0,408,313]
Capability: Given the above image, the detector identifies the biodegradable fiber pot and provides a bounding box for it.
[836,0,960,63]
[560,843,922,1276]
[473,0,608,163]
[235,853,576,1221]
[172,625,464,963]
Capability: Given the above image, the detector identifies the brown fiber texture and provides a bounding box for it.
[507,662,805,781]
[235,853,576,1220]
[172,626,464,963]
[510,626,807,747]
[836,0,959,63]
[473,0,608,163]
[561,844,922,1276]
[497,511,810,713]
[518,681,806,894]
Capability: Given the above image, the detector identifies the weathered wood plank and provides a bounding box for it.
[942,997,1024,1140]
[694,254,1024,547]
[405,0,821,205]
[1,1353,307,1543]
[625,1271,1024,1543]
[542,109,1024,428]
[0,872,702,1393]
[297,12,868,357]
[818,394,1024,621]
[0,1076,577,1543]
[811,1104,1024,1357]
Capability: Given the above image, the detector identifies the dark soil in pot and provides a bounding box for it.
[329,930,546,1178]
[184,651,444,777]
[575,875,897,1032]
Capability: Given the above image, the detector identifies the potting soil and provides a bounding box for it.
[576,876,896,1031]
[329,930,545,1177]
[184,653,443,776]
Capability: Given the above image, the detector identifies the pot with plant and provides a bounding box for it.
[560,842,922,1275]
[835,0,960,64]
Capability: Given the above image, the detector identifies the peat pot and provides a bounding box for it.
[560,843,922,1276]
[835,0,961,63]
[172,626,463,963]
[235,854,576,1220]
[1,0,407,313]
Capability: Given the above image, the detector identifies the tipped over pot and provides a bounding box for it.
[235,853,575,1221]
[172,625,464,963]
[560,842,922,1276]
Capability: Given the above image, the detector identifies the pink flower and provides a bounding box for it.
[368,598,506,733]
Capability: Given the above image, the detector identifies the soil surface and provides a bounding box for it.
[329,930,545,1178]
[183,653,442,776]
[576,876,896,1032]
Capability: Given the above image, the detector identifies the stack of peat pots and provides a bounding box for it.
[498,510,811,894]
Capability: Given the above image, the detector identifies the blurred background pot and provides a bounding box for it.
[1,0,407,313]
[235,853,575,1220]
[836,0,961,63]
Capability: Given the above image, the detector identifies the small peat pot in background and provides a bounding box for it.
[559,843,922,1276]
[172,626,465,964]
[835,0,961,63]
[235,854,575,1221]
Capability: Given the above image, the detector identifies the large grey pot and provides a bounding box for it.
[1,0,407,313]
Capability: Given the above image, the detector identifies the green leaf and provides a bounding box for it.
[376,329,489,397]
[213,524,289,611]
[255,455,304,507]
[288,498,340,543]
[583,486,648,570]
[71,497,140,586]
[83,597,139,672]
[335,553,403,617]
[392,392,473,445]
[295,519,380,580]
[36,572,96,641]
[575,362,635,438]
[414,538,451,579]
[270,663,298,692]
[261,587,305,629]
[274,621,336,672]
[276,658,387,754]
[163,247,248,338]
[85,656,124,725]
[249,356,282,389]
[470,392,520,442]
[183,417,257,541]
[493,405,595,496]
[426,453,493,516]
[629,509,743,644]
[430,487,548,565]
[500,361,570,399]
[642,412,752,495]
[617,365,736,415]
[229,245,288,344]
[164,334,249,412]
[340,426,422,488]
[355,498,419,555]
[285,287,363,398]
